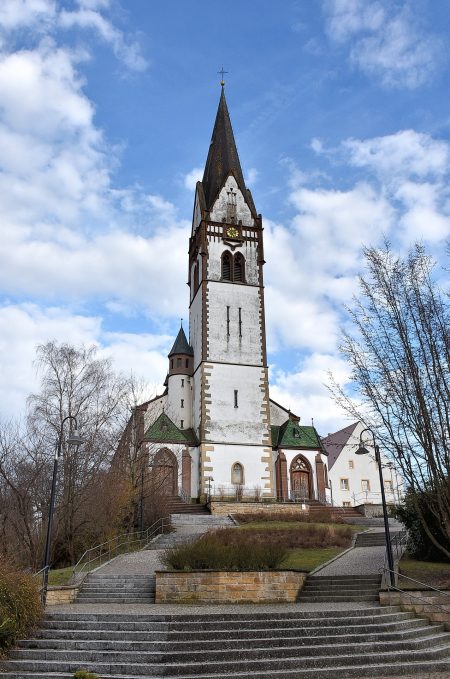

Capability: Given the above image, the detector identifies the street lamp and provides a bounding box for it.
[42,416,84,604]
[356,428,395,586]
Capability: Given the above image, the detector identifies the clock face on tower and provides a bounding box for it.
[226,226,239,239]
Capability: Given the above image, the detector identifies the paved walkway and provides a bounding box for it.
[314,526,391,577]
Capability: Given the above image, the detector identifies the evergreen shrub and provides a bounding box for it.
[162,532,286,571]
[0,557,42,653]
[233,511,345,524]
[73,671,100,679]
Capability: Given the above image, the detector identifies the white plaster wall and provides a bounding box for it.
[192,190,202,233]
[208,444,269,490]
[209,176,254,226]
[189,446,200,497]
[207,281,263,365]
[143,395,167,432]
[270,402,290,426]
[328,427,403,506]
[189,286,203,371]
[166,374,193,430]
[206,364,268,444]
[208,239,259,286]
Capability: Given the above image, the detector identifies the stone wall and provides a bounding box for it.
[46,586,79,605]
[155,570,306,604]
[210,501,309,516]
[380,590,450,629]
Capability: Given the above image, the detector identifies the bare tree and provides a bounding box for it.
[330,243,450,559]
[27,342,133,565]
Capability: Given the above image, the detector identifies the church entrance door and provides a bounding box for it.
[153,448,178,496]
[290,456,312,501]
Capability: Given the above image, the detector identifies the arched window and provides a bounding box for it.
[222,252,232,280]
[193,262,199,290]
[231,462,244,485]
[234,253,245,282]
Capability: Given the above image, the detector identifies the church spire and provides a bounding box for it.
[202,88,255,215]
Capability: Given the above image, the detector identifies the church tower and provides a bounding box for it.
[188,86,274,497]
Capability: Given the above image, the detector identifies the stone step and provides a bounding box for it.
[11,632,450,664]
[20,623,445,651]
[302,582,380,590]
[3,645,450,676]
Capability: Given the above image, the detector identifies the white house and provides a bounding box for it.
[322,422,404,508]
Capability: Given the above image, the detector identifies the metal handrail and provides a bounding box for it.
[71,516,169,581]
[381,566,450,614]
[381,530,408,585]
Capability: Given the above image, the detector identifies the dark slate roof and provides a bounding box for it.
[143,412,198,446]
[272,420,324,451]
[321,422,359,470]
[202,88,257,216]
[168,327,193,357]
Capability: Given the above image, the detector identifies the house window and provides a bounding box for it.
[343,501,351,507]
[181,399,184,408]
[226,306,230,337]
[361,479,370,492]
[222,252,232,280]
[185,359,189,368]
[384,480,393,492]
[171,359,173,369]
[177,357,181,367]
[181,379,184,387]
[238,307,242,337]
[231,462,244,485]
[180,420,184,429]
[340,478,350,491]
[234,389,238,408]
[348,460,354,469]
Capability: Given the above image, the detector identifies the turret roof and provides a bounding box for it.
[202,88,256,216]
[168,326,193,357]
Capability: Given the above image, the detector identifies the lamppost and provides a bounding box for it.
[356,428,395,586]
[42,416,84,604]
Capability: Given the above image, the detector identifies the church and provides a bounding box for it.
[119,86,329,503]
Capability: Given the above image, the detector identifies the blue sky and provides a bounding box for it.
[0,0,449,433]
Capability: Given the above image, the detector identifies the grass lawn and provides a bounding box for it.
[398,557,450,590]
[280,547,345,572]
[48,567,74,586]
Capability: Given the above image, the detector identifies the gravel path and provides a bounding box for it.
[93,549,164,575]
[315,544,387,576]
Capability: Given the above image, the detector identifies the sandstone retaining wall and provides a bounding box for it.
[380,590,450,629]
[155,570,306,604]
[210,501,309,516]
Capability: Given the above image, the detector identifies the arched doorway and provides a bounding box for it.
[290,455,313,501]
[153,448,178,496]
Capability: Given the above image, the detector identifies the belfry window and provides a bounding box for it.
[231,462,244,485]
[193,262,199,290]
[222,252,232,280]
[234,253,244,282]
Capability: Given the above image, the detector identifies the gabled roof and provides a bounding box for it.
[272,420,324,451]
[321,422,359,470]
[201,88,257,216]
[168,326,193,357]
[143,412,198,446]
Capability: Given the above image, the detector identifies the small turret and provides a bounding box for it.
[168,326,194,377]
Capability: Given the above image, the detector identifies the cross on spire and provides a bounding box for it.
[218,66,228,87]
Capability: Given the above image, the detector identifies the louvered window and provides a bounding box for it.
[234,254,244,282]
[222,252,231,280]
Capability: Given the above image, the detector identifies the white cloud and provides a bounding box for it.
[0,303,171,419]
[58,7,147,72]
[323,0,442,88]
[245,167,258,186]
[344,130,450,180]
[0,0,56,31]
[270,353,354,434]
[183,167,203,191]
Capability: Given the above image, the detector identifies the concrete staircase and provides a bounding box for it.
[75,573,155,604]
[1,606,450,678]
[167,496,210,515]
[299,575,381,602]
[355,531,401,547]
